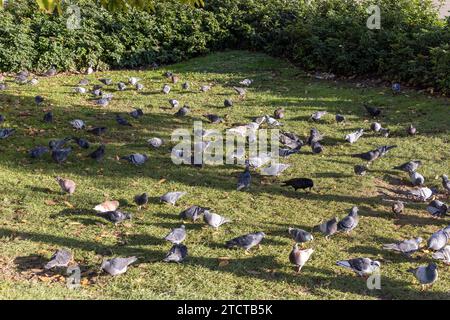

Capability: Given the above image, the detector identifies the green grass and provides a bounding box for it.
[0,51,449,300]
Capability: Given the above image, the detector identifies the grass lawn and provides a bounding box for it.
[0,50,449,300]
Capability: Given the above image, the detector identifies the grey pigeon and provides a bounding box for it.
[307,128,324,146]
[337,258,381,277]
[383,237,422,256]
[73,137,90,149]
[29,146,49,159]
[314,217,338,239]
[130,108,144,119]
[97,210,131,224]
[410,171,425,186]
[203,211,231,229]
[56,177,76,195]
[89,145,105,162]
[115,114,132,126]
[394,160,421,173]
[203,114,223,124]
[52,147,72,163]
[426,200,448,218]
[432,245,450,264]
[134,193,148,209]
[311,141,324,154]
[351,145,397,162]
[44,65,57,77]
[408,263,438,288]
[95,98,109,107]
[182,82,189,90]
[279,147,301,157]
[310,111,327,122]
[442,175,450,193]
[288,227,313,244]
[345,129,364,144]
[79,78,89,86]
[43,111,53,123]
[160,191,186,205]
[164,244,188,263]
[162,84,171,94]
[225,232,265,252]
[164,225,186,244]
[102,256,137,276]
[175,106,189,117]
[44,248,72,270]
[392,201,404,215]
[364,104,381,117]
[224,98,234,107]
[233,87,246,96]
[180,205,209,222]
[120,154,148,165]
[0,115,4,123]
[335,114,345,123]
[0,128,15,139]
[237,164,251,191]
[169,99,179,108]
[49,137,71,150]
[99,78,112,85]
[407,187,434,201]
[135,83,144,91]
[354,164,367,176]
[427,226,450,251]
[337,206,359,233]
[370,122,382,132]
[289,245,314,273]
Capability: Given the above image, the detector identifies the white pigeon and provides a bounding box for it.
[248,153,272,168]
[148,137,164,148]
[86,67,94,75]
[345,129,364,144]
[73,87,87,94]
[162,84,171,94]
[28,78,39,86]
[239,79,253,86]
[101,257,137,276]
[70,119,85,129]
[260,163,290,176]
[128,77,140,85]
[408,187,433,201]
[203,211,231,229]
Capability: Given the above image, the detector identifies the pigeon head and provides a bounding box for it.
[427,262,438,272]
[371,260,381,268]
[256,231,266,238]
[349,206,359,216]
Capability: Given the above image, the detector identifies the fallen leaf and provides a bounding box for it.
[45,199,57,206]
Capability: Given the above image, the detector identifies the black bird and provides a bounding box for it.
[52,147,72,164]
[35,95,44,105]
[72,137,90,149]
[97,210,131,224]
[364,104,381,117]
[115,114,132,126]
[130,108,144,119]
[282,178,314,191]
[351,145,397,162]
[88,127,107,136]
[29,146,49,159]
[203,114,223,124]
[134,193,148,209]
[89,145,105,161]
[43,111,53,123]
[49,137,72,150]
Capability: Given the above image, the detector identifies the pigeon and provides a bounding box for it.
[43,65,57,77]
[117,82,126,91]
[29,146,49,159]
[115,114,132,126]
[223,99,233,108]
[274,108,284,119]
[203,114,223,124]
[426,200,448,218]
[394,160,422,173]
[164,244,188,263]
[233,87,246,97]
[265,115,282,127]
[95,98,109,107]
[94,200,120,213]
[56,177,76,195]
[407,124,417,135]
[99,78,112,85]
[162,84,171,94]
[182,82,189,90]
[200,85,211,92]
[370,122,382,132]
[164,225,186,244]
[89,145,105,161]
[88,127,107,136]
[237,163,251,191]
[79,78,89,86]
[0,128,16,139]
[92,88,102,96]
[72,137,90,149]
[128,77,140,86]
[35,95,44,105]
[392,201,404,215]
[383,237,423,256]
[239,79,253,86]
[351,145,397,162]
[148,137,164,148]
[307,128,324,145]
[288,228,313,244]
[86,67,94,75]
[135,83,144,91]
[73,87,87,94]
[175,105,190,117]
[410,171,425,186]
[427,226,450,251]
[407,187,434,201]
[364,104,381,117]
[49,137,71,150]
[171,75,179,84]
[345,129,364,144]
[354,165,367,176]
[15,74,28,84]
[134,193,148,209]
[225,232,265,252]
[248,153,272,168]
[279,147,301,157]
[97,210,132,224]
[0,115,4,123]
[442,175,450,193]
[163,71,173,78]
[380,127,390,137]
[101,257,137,276]
[310,111,327,122]
[335,114,346,123]
[70,119,85,130]
[337,206,359,234]
[160,191,186,205]
[120,154,148,165]
[313,217,338,239]
[408,263,438,289]
[52,147,72,164]
[44,248,72,270]
[180,205,209,222]
[43,111,53,123]
[337,258,381,277]
[282,178,314,191]
[203,212,231,229]
[432,245,450,264]
[280,132,303,149]
[130,108,144,119]
[28,78,38,86]
[261,163,290,176]
[169,99,179,108]
[289,245,314,273]
[392,83,401,93]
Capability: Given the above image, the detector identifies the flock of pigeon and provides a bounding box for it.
[0,65,449,293]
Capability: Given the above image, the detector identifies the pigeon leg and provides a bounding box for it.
[296,265,302,273]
